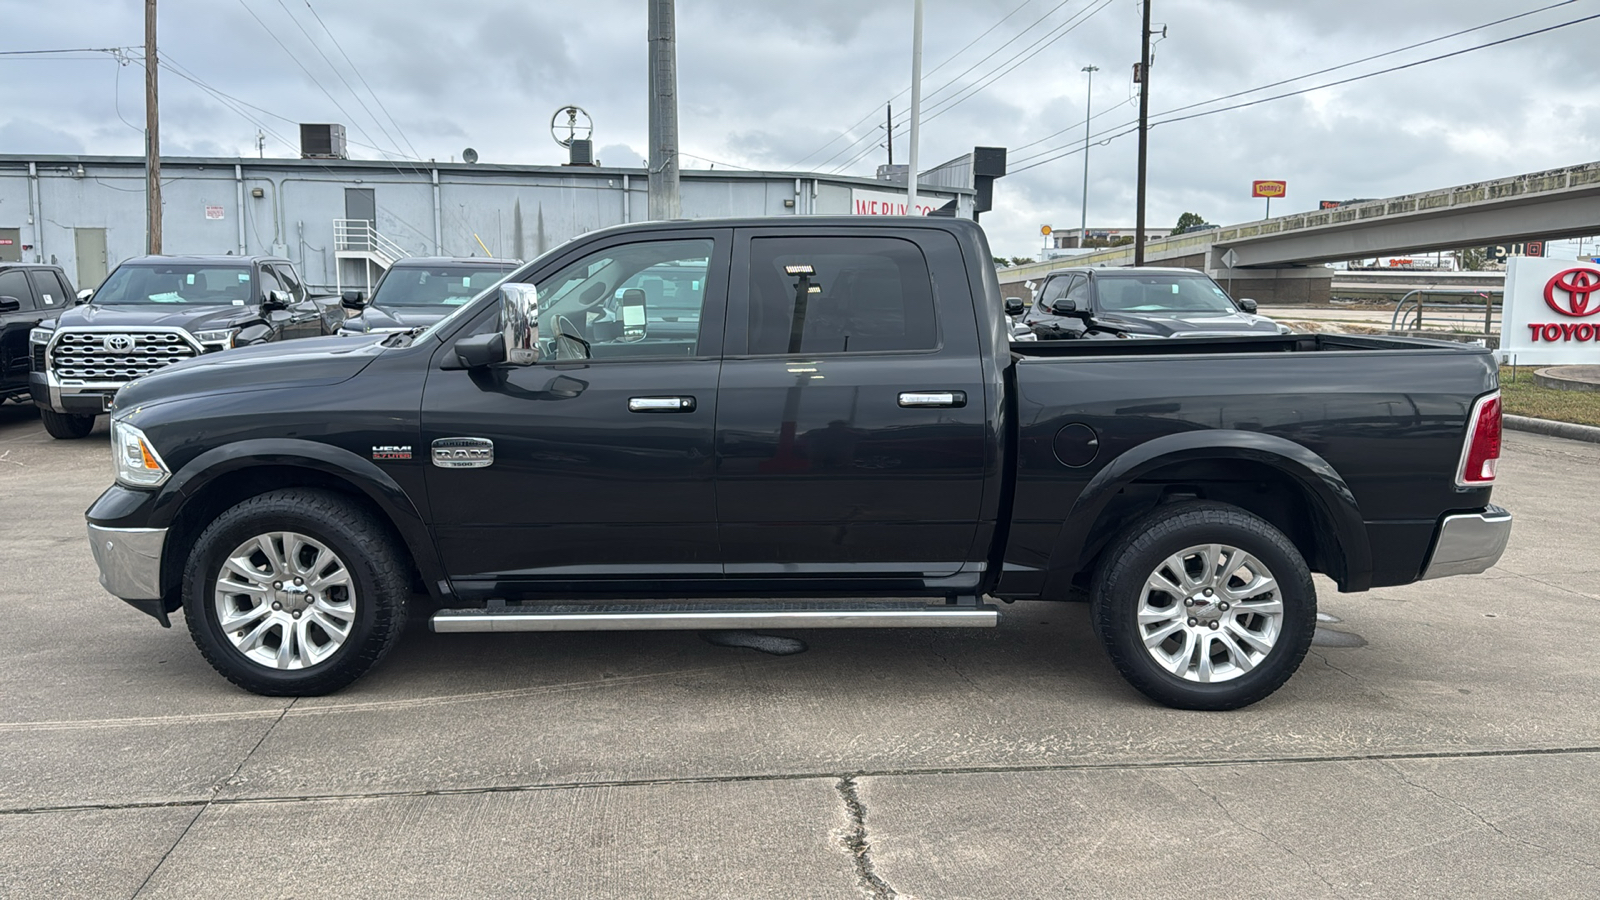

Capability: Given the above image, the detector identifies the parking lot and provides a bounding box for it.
[2,401,1598,899]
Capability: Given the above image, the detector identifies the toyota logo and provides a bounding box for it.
[103,334,136,352]
[1544,268,1600,317]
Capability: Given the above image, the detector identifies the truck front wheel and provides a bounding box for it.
[1091,501,1316,711]
[181,488,410,696]
[40,409,95,439]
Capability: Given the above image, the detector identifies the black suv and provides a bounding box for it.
[1020,266,1288,339]
[337,257,519,335]
[29,255,339,438]
[1,262,77,404]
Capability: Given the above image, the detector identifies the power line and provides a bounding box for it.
[269,0,416,171]
[802,0,1085,173]
[824,0,1119,176]
[235,0,413,172]
[0,46,139,56]
[301,0,423,163]
[1007,7,1600,176]
[785,0,1041,169]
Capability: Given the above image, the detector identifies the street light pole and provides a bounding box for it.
[144,0,162,255]
[907,0,924,216]
[1079,65,1097,250]
[1134,0,1151,266]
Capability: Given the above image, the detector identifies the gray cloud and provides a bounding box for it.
[3,0,1598,256]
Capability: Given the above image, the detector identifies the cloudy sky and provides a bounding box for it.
[5,0,1600,257]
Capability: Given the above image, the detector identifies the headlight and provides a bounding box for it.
[29,327,53,345]
[111,419,170,488]
[192,328,238,349]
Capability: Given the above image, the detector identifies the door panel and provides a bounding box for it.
[73,228,107,288]
[420,229,731,595]
[714,230,989,582]
[0,229,20,263]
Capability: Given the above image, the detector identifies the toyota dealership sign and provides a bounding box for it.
[1499,257,1600,364]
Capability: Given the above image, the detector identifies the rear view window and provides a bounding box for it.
[747,236,936,354]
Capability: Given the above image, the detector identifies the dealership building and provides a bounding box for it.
[0,148,1004,293]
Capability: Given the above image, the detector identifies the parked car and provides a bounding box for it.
[86,217,1509,710]
[338,257,519,335]
[0,262,76,405]
[28,255,337,438]
[1020,266,1287,339]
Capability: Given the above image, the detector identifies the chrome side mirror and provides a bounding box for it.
[500,283,540,365]
[76,288,94,304]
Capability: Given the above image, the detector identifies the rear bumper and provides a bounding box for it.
[1420,505,1512,580]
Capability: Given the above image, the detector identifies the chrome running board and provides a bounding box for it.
[430,599,999,633]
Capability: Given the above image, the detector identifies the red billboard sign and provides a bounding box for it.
[1252,180,1287,199]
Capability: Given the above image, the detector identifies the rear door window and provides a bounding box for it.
[28,271,64,309]
[745,236,936,354]
[0,270,34,310]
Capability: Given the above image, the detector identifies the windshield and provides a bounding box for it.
[1097,275,1240,314]
[94,264,253,306]
[371,264,517,307]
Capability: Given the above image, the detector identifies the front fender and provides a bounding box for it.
[154,439,444,599]
[1045,429,1371,594]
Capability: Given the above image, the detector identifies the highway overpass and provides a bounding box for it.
[998,159,1600,304]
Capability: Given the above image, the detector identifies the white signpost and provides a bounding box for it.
[1499,257,1600,365]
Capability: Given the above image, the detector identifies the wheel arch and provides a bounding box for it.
[151,440,446,613]
[1044,430,1370,597]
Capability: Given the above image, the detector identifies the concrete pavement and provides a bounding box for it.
[1,400,1597,898]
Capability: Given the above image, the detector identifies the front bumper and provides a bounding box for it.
[29,371,114,415]
[87,524,167,601]
[1420,505,1512,580]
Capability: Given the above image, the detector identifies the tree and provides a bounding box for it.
[1455,247,1488,271]
[1173,211,1211,235]
[1009,256,1035,267]
[993,255,1010,267]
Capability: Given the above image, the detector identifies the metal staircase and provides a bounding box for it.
[333,218,408,295]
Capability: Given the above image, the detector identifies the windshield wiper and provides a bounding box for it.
[379,327,425,348]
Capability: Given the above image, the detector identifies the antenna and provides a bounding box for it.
[550,105,596,166]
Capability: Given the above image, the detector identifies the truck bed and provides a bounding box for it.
[1012,332,1486,358]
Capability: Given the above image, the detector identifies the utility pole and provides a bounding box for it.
[647,0,680,220]
[906,0,923,216]
[885,103,893,166]
[144,0,162,255]
[1133,0,1151,265]
[1079,65,1097,250]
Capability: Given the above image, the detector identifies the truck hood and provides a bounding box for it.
[1098,310,1283,337]
[55,302,259,331]
[343,305,451,332]
[113,335,387,411]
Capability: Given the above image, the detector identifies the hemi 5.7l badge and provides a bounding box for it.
[432,437,494,469]
[372,445,412,461]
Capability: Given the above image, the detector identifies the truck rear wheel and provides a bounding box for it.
[181,488,409,696]
[40,409,95,439]
[1091,501,1316,711]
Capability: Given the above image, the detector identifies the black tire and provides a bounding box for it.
[182,488,410,696]
[1090,501,1316,711]
[40,408,95,439]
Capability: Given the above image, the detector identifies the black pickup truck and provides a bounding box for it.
[84,217,1511,709]
[29,255,339,438]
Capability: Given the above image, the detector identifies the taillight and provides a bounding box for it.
[1456,392,1501,487]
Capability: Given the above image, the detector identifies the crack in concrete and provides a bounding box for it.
[1179,769,1341,894]
[1310,650,1358,680]
[835,776,897,900]
[6,743,1600,819]
[1383,761,1600,874]
[128,698,297,900]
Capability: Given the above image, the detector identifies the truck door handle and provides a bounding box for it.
[898,391,966,408]
[629,396,697,412]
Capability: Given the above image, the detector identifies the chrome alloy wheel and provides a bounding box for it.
[1137,543,1283,683]
[213,532,357,670]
